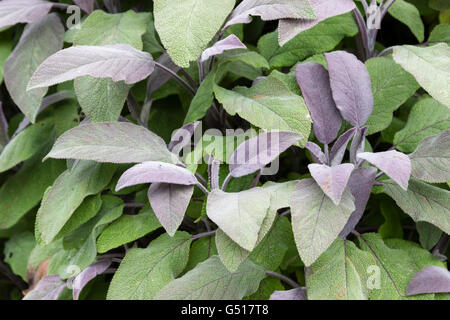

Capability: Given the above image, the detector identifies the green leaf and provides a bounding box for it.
[307,238,373,300]
[384,178,450,235]
[36,161,116,244]
[365,57,419,135]
[409,130,450,183]
[246,276,284,300]
[184,236,218,273]
[378,199,404,239]
[0,120,54,172]
[184,71,215,124]
[393,44,450,108]
[97,205,162,253]
[429,24,450,43]
[73,10,150,122]
[107,232,192,300]
[0,147,65,229]
[416,222,443,250]
[214,76,311,147]
[290,179,355,266]
[383,0,424,42]
[393,96,450,153]
[155,255,265,300]
[4,14,64,122]
[4,231,35,281]
[154,0,235,67]
[268,13,358,68]
[0,32,12,83]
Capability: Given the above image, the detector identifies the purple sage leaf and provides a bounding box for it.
[28,44,155,89]
[73,260,112,300]
[23,275,66,300]
[229,131,302,178]
[324,51,374,127]
[339,167,377,238]
[349,126,368,164]
[116,162,198,191]
[200,34,247,62]
[358,150,411,190]
[407,266,450,296]
[308,163,355,205]
[296,62,342,144]
[73,0,94,13]
[148,183,194,237]
[0,102,9,148]
[270,288,307,300]
[306,142,326,164]
[209,155,221,190]
[0,0,53,30]
[279,0,356,45]
[330,128,357,166]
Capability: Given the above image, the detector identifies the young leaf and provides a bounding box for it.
[308,163,354,205]
[4,13,64,122]
[223,0,315,30]
[350,126,368,165]
[22,275,66,300]
[357,150,411,190]
[393,44,450,108]
[278,0,356,46]
[116,162,198,191]
[200,35,247,62]
[148,183,194,237]
[306,142,326,164]
[73,260,111,300]
[290,179,355,266]
[384,178,450,235]
[0,0,53,30]
[37,161,116,244]
[45,122,175,164]
[329,128,357,166]
[214,77,312,147]
[393,96,449,153]
[73,0,94,14]
[324,51,373,127]
[270,288,307,300]
[409,130,450,183]
[207,188,271,251]
[229,131,302,178]
[296,62,342,144]
[155,256,265,300]
[407,266,450,296]
[28,44,155,89]
[154,0,235,67]
[107,232,192,300]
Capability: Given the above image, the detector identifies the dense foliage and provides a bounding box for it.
[0,0,449,301]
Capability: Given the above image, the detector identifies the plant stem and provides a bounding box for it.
[0,260,27,291]
[265,271,300,288]
[196,182,210,196]
[221,173,232,191]
[154,62,196,95]
[353,8,370,61]
[179,68,199,90]
[251,170,262,188]
[192,230,217,240]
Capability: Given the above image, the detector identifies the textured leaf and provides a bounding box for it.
[207,188,270,251]
[36,161,116,244]
[23,275,66,300]
[407,266,450,295]
[4,231,35,281]
[270,288,307,300]
[116,162,198,191]
[296,62,342,144]
[307,238,373,300]
[97,206,161,253]
[329,128,357,166]
[0,120,54,172]
[384,0,424,43]
[214,77,312,147]
[365,57,420,134]
[417,222,443,250]
[229,131,302,177]
[155,256,265,300]
[308,163,354,205]
[393,97,450,153]
[107,232,191,300]
[73,0,94,14]
[325,51,373,127]
[45,122,175,164]
[384,178,450,234]
[201,35,247,62]
[183,71,216,124]
[357,151,411,190]
[0,0,53,30]
[154,0,235,67]
[393,44,450,108]
[73,260,111,300]
[278,0,355,46]
[409,130,450,183]
[28,44,154,89]
[306,142,326,164]
[290,179,355,266]
[148,183,194,237]
[4,13,64,122]
[224,0,315,29]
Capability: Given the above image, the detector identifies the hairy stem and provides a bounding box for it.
[265,271,300,288]
[192,230,217,240]
[154,62,196,95]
